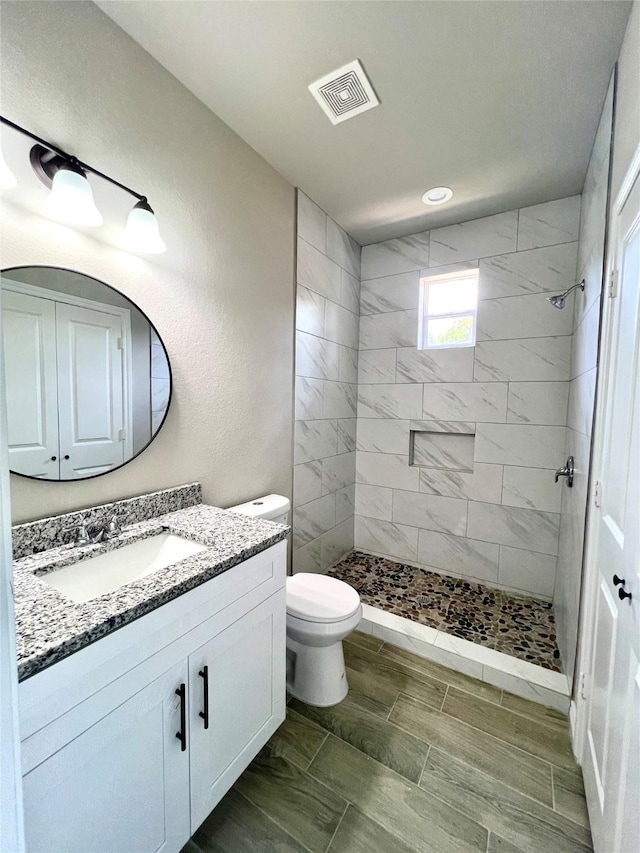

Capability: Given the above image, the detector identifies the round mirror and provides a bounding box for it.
[1,266,171,481]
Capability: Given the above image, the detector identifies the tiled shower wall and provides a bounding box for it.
[293,191,361,573]
[355,196,582,599]
[555,77,614,680]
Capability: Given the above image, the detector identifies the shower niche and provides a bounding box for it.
[408,421,476,473]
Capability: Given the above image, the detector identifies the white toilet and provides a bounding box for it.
[228,494,362,707]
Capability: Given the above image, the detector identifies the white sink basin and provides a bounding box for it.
[39,533,208,603]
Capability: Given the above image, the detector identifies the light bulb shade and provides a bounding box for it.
[43,165,103,227]
[0,146,17,189]
[124,201,166,254]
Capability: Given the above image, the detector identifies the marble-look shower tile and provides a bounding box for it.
[337,418,357,453]
[359,309,419,350]
[517,196,581,251]
[417,530,499,583]
[396,346,475,383]
[296,330,340,381]
[336,484,356,524]
[361,231,430,279]
[567,369,596,437]
[355,484,394,521]
[320,517,354,570]
[338,345,358,384]
[474,337,571,382]
[293,461,323,507]
[151,378,170,412]
[419,463,503,503]
[297,237,341,302]
[326,218,361,278]
[477,293,573,341]
[356,451,419,491]
[571,298,600,379]
[357,348,396,384]
[412,432,474,471]
[296,285,325,336]
[321,451,356,495]
[297,191,326,252]
[354,516,419,562]
[340,269,361,315]
[479,243,579,300]
[422,382,507,422]
[151,344,169,380]
[292,537,322,574]
[323,380,357,419]
[295,376,324,420]
[360,271,420,315]
[502,466,561,513]
[292,492,336,547]
[507,381,569,426]
[325,300,359,349]
[467,501,560,555]
[392,490,467,536]
[356,418,409,454]
[475,423,565,469]
[358,383,423,419]
[294,419,338,464]
[429,211,518,267]
[498,546,557,599]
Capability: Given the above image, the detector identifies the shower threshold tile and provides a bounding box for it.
[330,551,562,672]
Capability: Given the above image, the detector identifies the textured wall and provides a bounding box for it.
[1,1,295,523]
[555,77,614,681]
[355,197,582,599]
[293,192,361,573]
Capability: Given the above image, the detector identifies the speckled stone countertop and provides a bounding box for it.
[14,504,289,682]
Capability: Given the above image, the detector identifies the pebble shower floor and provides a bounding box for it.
[329,551,561,672]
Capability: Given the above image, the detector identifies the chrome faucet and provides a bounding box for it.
[63,513,127,546]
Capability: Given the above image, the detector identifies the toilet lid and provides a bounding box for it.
[286,574,361,623]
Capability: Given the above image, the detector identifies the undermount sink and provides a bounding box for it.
[38,533,208,603]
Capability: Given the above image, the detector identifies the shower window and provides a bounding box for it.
[418,268,479,349]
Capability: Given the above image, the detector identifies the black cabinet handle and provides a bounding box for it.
[199,666,209,730]
[613,574,625,587]
[50,456,57,461]
[619,588,632,602]
[175,683,187,751]
[64,454,70,460]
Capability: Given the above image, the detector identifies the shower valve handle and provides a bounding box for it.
[554,456,574,487]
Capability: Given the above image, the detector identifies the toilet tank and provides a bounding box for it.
[228,494,291,525]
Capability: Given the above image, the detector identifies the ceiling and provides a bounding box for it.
[97,1,631,245]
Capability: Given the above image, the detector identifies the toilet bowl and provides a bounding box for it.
[228,494,362,708]
[286,573,362,707]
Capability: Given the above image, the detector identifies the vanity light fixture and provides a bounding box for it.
[0,142,17,188]
[422,186,454,205]
[0,115,166,254]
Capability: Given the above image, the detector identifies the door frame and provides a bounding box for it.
[573,141,640,757]
[1,279,134,462]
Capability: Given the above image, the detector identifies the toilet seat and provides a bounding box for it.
[286,573,360,623]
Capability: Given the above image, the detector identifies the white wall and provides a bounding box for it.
[293,192,361,573]
[611,0,640,201]
[355,198,582,600]
[0,1,295,523]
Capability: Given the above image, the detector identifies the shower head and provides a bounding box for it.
[546,279,585,310]
[548,294,566,309]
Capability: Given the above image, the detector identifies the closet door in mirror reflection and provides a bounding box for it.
[55,302,127,479]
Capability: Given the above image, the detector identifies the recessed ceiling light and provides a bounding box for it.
[422,186,453,205]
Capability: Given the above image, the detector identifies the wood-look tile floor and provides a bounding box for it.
[183,633,592,853]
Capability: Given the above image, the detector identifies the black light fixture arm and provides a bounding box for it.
[1,114,146,203]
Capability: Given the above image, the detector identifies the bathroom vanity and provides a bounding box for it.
[12,487,289,853]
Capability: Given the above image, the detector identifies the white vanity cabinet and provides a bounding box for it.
[19,541,287,853]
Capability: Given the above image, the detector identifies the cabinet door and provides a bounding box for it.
[188,590,286,831]
[23,659,190,853]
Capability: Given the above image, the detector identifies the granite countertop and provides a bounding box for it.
[13,504,289,682]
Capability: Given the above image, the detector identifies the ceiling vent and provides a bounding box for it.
[308,59,380,125]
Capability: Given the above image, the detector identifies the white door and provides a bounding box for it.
[55,302,126,479]
[188,592,286,832]
[22,658,190,853]
[1,290,59,478]
[581,170,640,853]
